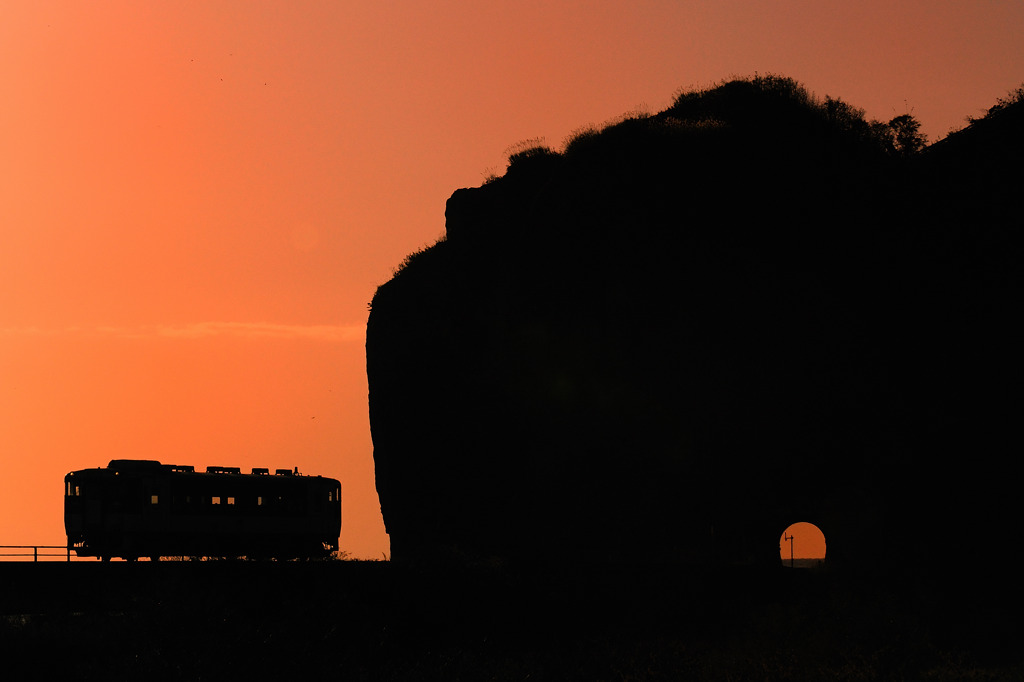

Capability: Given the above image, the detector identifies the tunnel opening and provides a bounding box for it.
[779,521,826,569]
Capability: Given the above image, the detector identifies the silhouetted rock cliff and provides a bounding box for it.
[367,76,1022,573]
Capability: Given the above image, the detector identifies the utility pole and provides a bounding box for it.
[783,532,794,568]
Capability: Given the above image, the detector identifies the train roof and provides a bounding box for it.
[65,459,337,482]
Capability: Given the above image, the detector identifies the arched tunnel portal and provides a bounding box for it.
[763,484,885,571]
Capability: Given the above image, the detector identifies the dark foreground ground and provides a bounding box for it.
[1,560,1021,681]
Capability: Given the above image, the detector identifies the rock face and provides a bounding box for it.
[367,77,1022,572]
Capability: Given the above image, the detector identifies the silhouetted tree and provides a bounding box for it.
[888,113,927,156]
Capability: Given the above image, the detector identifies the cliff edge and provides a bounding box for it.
[366,76,1023,573]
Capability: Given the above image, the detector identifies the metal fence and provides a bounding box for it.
[0,545,73,562]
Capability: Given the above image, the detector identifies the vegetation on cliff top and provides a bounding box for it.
[499,74,929,179]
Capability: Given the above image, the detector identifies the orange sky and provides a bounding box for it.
[2,1,1023,559]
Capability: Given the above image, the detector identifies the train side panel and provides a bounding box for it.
[65,461,341,560]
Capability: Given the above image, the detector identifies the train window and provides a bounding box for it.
[150,495,159,505]
[227,496,236,506]
[257,496,264,506]
[212,496,221,505]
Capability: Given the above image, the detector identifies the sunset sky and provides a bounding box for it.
[2,1,1023,560]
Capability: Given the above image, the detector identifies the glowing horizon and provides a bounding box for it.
[1,321,366,341]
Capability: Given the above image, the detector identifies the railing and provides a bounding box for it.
[0,545,73,562]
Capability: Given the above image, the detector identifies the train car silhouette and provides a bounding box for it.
[65,459,341,561]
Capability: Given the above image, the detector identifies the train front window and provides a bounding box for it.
[150,495,159,505]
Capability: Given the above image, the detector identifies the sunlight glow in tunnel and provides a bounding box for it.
[779,521,826,567]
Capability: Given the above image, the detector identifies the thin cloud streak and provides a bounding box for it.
[1,322,365,342]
